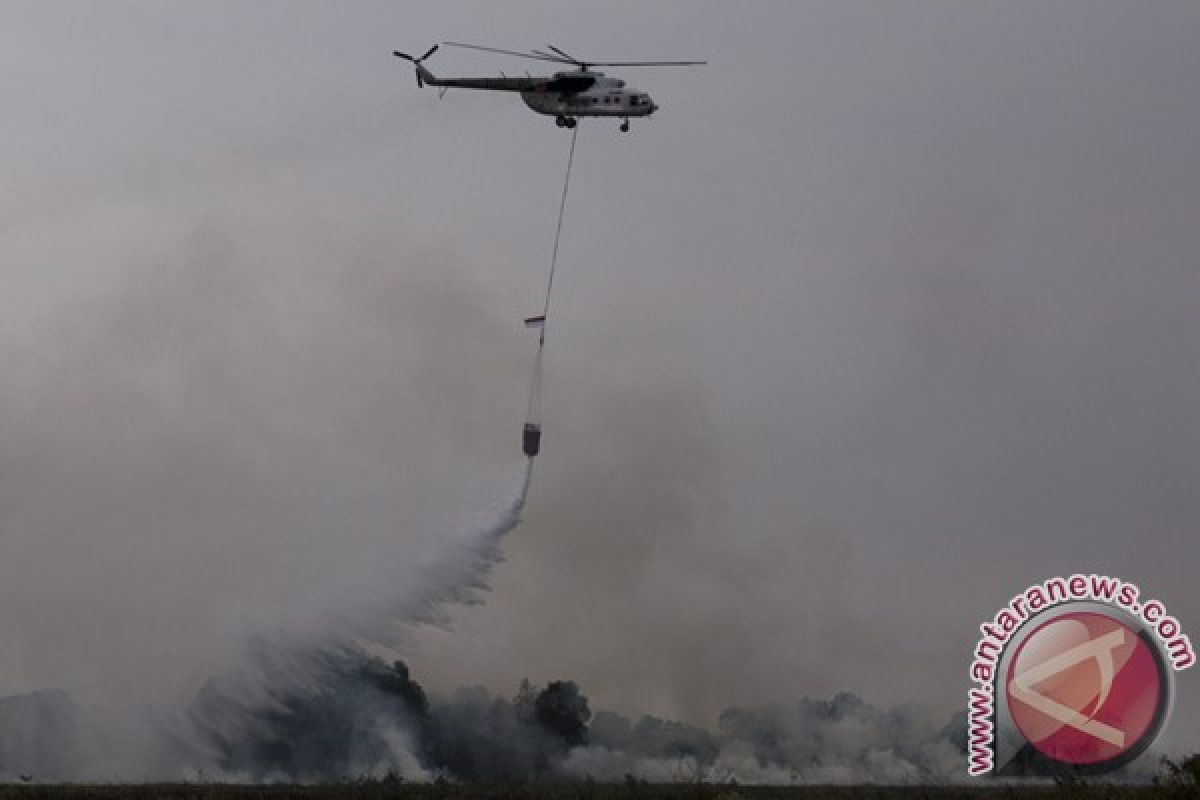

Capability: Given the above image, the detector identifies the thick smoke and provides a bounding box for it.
[560,694,966,784]
[178,658,1181,785]
[0,654,970,784]
[6,653,1183,784]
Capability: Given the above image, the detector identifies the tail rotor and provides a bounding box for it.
[393,44,439,87]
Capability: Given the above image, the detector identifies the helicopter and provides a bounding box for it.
[393,42,705,132]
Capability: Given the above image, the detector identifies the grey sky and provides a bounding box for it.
[0,0,1197,761]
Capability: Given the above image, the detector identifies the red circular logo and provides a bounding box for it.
[1006,611,1164,766]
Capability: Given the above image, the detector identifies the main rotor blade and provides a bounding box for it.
[443,41,572,64]
[584,60,708,67]
[421,44,439,61]
[393,50,416,62]
[546,44,578,63]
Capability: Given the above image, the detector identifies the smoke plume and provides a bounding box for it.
[0,652,972,784]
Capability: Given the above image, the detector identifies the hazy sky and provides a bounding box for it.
[0,0,1197,758]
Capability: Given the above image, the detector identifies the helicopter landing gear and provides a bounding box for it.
[555,115,577,129]
[620,118,630,133]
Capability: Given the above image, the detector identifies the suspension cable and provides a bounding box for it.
[539,125,579,341]
[524,125,579,455]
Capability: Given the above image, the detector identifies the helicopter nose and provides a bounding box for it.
[650,100,659,113]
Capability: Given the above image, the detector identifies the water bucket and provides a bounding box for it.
[523,422,542,457]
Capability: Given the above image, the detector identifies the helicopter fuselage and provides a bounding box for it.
[521,73,658,118]
[414,64,657,123]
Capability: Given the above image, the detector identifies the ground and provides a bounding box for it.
[0,783,1198,800]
